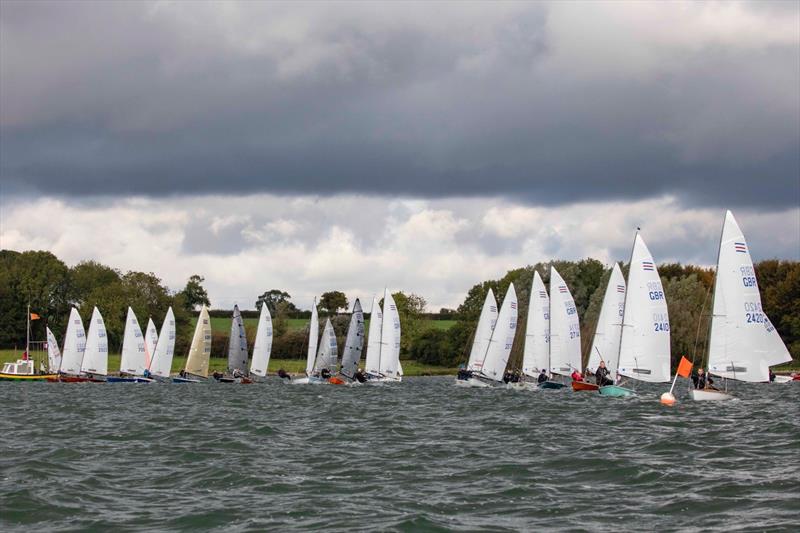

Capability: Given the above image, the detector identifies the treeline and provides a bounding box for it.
[410,259,799,368]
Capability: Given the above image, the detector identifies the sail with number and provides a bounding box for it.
[617,234,671,382]
[46,327,62,372]
[228,305,249,373]
[364,296,383,375]
[149,307,176,378]
[340,299,365,378]
[549,267,581,377]
[522,272,549,377]
[587,263,626,376]
[144,318,158,370]
[379,290,402,379]
[478,283,518,382]
[81,307,109,376]
[250,304,273,377]
[119,307,146,375]
[185,305,212,378]
[467,289,498,372]
[313,318,338,373]
[707,211,791,381]
[59,307,86,375]
[305,301,319,375]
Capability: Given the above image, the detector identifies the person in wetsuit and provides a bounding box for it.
[537,369,548,384]
[769,369,776,382]
[692,368,714,389]
[320,368,332,379]
[354,368,367,383]
[457,367,473,381]
[595,361,613,386]
[276,369,291,381]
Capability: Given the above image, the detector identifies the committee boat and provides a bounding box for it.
[0,307,57,381]
[174,305,213,383]
[691,211,792,401]
[330,299,365,385]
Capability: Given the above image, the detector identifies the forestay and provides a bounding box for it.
[46,327,62,372]
[250,304,273,377]
[707,211,791,382]
[379,290,402,379]
[549,267,581,377]
[144,318,158,371]
[59,307,86,375]
[228,305,249,373]
[149,307,176,378]
[478,283,518,382]
[587,263,626,376]
[185,305,212,378]
[364,296,383,375]
[313,319,339,373]
[305,302,319,375]
[81,307,109,376]
[340,299,365,378]
[120,307,146,376]
[522,272,549,377]
[467,289,498,372]
[617,234,671,383]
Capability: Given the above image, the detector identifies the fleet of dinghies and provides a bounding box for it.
[1,210,795,397]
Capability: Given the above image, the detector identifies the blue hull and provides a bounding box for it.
[107,376,152,383]
[599,385,635,397]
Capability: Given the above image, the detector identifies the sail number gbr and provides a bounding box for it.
[647,281,664,301]
[740,266,757,288]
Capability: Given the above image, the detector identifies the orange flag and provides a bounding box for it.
[30,313,40,320]
[676,356,693,378]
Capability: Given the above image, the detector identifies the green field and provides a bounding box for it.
[0,349,457,376]
[199,316,457,333]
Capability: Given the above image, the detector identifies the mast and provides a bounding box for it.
[377,287,386,375]
[703,213,726,373]
[616,228,639,376]
[26,302,30,362]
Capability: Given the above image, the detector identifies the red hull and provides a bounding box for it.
[46,376,91,383]
[329,376,347,385]
[571,381,599,392]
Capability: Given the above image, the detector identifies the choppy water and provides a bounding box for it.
[1,378,798,531]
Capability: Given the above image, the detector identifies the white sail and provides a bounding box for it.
[305,301,319,375]
[708,211,791,381]
[250,304,273,377]
[379,290,402,378]
[144,318,158,371]
[120,307,146,375]
[467,289,498,372]
[149,307,176,378]
[185,305,212,378]
[59,307,86,375]
[340,299,365,378]
[81,307,109,376]
[522,272,550,377]
[549,267,582,377]
[313,318,338,373]
[227,305,249,373]
[46,327,62,372]
[478,283,518,382]
[364,296,383,375]
[618,234,671,382]
[587,263,626,376]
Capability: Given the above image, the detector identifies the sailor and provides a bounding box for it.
[457,367,472,381]
[769,369,776,382]
[320,368,332,379]
[143,368,151,379]
[692,368,713,389]
[354,368,367,383]
[571,369,583,382]
[179,369,187,378]
[595,361,613,386]
[537,368,548,384]
[232,368,242,379]
[276,368,291,381]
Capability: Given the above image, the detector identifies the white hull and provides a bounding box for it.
[690,388,734,401]
[365,374,402,384]
[454,376,502,388]
[506,381,538,391]
[773,375,792,384]
[291,376,327,385]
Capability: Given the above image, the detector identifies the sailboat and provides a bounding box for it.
[143,318,158,371]
[691,211,792,400]
[49,307,88,382]
[364,296,383,379]
[516,272,550,389]
[293,300,324,385]
[174,305,213,383]
[216,305,252,383]
[545,266,582,389]
[454,289,498,386]
[46,327,62,374]
[575,263,626,392]
[249,304,273,380]
[459,283,518,388]
[80,307,109,382]
[330,298,365,385]
[366,289,402,383]
[600,232,671,397]
[146,307,176,382]
[107,308,151,382]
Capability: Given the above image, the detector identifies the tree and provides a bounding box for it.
[255,289,295,314]
[179,274,210,311]
[319,291,349,314]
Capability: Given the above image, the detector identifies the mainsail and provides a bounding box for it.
[478,283,518,382]
[587,263,626,376]
[250,304,273,377]
[313,318,338,373]
[59,307,86,375]
[149,307,176,378]
[305,301,319,375]
[46,327,62,372]
[522,271,549,377]
[467,289,498,372]
[340,299,365,378]
[548,267,581,377]
[144,318,158,370]
[379,290,402,379]
[81,307,109,376]
[185,305,212,378]
[617,234,671,383]
[120,307,146,376]
[227,305,249,373]
[707,211,791,381]
[364,296,383,375]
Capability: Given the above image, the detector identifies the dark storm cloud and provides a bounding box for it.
[1,1,798,209]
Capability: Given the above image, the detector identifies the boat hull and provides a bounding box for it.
[172,377,206,383]
[107,376,153,383]
[571,381,599,392]
[454,377,492,388]
[46,375,91,383]
[0,373,57,382]
[291,376,327,385]
[539,381,565,390]
[599,385,635,397]
[690,388,734,401]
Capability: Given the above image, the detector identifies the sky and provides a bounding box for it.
[1,0,798,311]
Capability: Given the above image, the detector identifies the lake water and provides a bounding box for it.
[1,377,798,531]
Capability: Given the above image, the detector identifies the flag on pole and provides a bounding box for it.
[30,313,40,320]
[676,356,692,378]
[22,351,29,360]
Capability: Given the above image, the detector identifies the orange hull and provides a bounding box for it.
[571,381,599,392]
[328,376,347,385]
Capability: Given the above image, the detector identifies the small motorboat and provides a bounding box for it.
[0,358,56,381]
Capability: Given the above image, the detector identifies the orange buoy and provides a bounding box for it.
[660,392,676,406]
